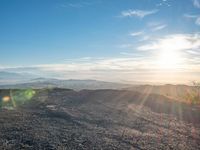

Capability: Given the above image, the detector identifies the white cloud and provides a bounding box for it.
[156,0,171,7]
[187,50,200,55]
[129,31,151,42]
[60,1,96,8]
[68,3,84,8]
[130,31,144,37]
[121,9,158,18]
[184,14,198,18]
[136,33,200,77]
[147,22,167,31]
[195,17,200,25]
[151,24,167,31]
[193,16,200,26]
[139,35,150,42]
[120,52,142,57]
[1,49,200,84]
[137,33,200,51]
[1,34,200,84]
[193,0,200,8]
[184,14,200,26]
[147,22,161,27]
[119,44,133,48]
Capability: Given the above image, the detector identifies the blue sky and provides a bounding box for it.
[0,0,200,83]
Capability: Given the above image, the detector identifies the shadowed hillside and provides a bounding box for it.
[0,88,199,149]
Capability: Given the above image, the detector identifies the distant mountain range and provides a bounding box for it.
[0,71,197,102]
[0,76,131,90]
[0,71,36,85]
[0,71,133,90]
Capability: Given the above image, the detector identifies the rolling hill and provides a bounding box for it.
[0,88,199,149]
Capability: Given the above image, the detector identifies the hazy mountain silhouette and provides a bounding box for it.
[0,78,131,90]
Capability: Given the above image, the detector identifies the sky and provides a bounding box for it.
[0,0,200,84]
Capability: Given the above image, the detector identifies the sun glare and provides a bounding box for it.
[155,36,186,70]
[157,49,182,69]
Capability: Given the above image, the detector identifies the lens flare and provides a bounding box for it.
[2,96,11,102]
[1,89,36,109]
[11,89,36,106]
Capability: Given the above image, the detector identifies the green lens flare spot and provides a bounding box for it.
[1,89,36,109]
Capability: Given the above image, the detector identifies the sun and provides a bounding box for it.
[157,49,181,69]
[155,36,186,70]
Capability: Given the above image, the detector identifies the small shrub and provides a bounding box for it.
[186,81,200,105]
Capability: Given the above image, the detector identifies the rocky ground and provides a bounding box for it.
[0,89,200,150]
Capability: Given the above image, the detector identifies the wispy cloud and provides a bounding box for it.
[184,14,198,18]
[193,0,200,8]
[129,31,150,42]
[195,17,200,25]
[147,22,167,31]
[118,44,133,48]
[60,1,97,8]
[151,24,167,31]
[139,35,150,42]
[121,9,158,18]
[130,31,144,37]
[184,14,200,26]
[1,54,199,84]
[137,33,200,51]
[120,52,142,57]
[68,3,84,8]
[156,0,171,7]
[136,33,200,77]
